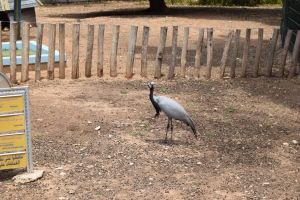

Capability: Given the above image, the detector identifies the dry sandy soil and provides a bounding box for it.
[1,1,300,200]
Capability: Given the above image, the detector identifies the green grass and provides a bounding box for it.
[130,126,148,137]
[2,48,35,57]
[224,106,236,113]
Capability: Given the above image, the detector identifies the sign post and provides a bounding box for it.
[0,87,33,172]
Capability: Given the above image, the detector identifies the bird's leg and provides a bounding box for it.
[170,119,174,141]
[164,118,170,143]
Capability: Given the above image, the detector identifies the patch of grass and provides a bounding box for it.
[131,131,144,137]
[203,132,218,140]
[2,179,13,184]
[120,90,128,94]
[159,87,169,94]
[131,126,148,137]
[224,106,236,113]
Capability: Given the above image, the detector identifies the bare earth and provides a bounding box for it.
[1,2,300,200]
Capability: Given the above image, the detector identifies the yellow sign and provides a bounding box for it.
[0,114,25,132]
[0,153,27,170]
[0,87,32,172]
[0,134,26,153]
[0,95,24,113]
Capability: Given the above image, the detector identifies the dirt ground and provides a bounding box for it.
[1,1,300,200]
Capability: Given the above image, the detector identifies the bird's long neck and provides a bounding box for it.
[149,88,160,116]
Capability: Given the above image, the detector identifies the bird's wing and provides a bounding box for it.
[155,96,189,120]
[156,95,197,138]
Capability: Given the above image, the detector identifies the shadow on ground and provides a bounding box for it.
[48,6,281,26]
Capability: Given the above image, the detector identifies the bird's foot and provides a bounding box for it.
[163,138,168,144]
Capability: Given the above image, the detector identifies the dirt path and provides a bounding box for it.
[1,2,299,200]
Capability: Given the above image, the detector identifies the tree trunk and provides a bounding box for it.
[149,0,167,10]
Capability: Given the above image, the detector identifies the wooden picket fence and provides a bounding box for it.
[1,21,300,84]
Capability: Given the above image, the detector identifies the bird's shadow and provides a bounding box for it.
[145,139,193,146]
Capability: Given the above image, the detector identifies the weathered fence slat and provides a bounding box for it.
[21,22,30,82]
[85,24,95,78]
[59,23,66,79]
[97,24,105,77]
[253,28,264,78]
[0,23,3,72]
[126,25,138,78]
[219,30,234,78]
[141,26,149,77]
[47,24,56,80]
[230,29,241,78]
[279,29,293,77]
[180,26,189,77]
[206,28,213,79]
[265,28,279,77]
[154,27,168,79]
[72,23,80,79]
[110,25,120,77]
[10,22,17,84]
[288,30,300,79]
[195,28,204,78]
[168,26,178,79]
[35,24,44,81]
[241,28,251,78]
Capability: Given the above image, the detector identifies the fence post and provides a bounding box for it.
[219,30,234,78]
[59,23,65,79]
[35,23,43,81]
[141,26,149,78]
[21,22,30,82]
[154,26,168,79]
[110,25,120,77]
[206,28,213,79]
[180,26,189,77]
[97,24,105,77]
[241,28,251,78]
[195,28,204,78]
[72,23,80,79]
[230,29,241,78]
[10,22,17,84]
[253,28,263,78]
[168,25,178,79]
[288,30,300,79]
[0,23,3,72]
[126,25,138,78]
[265,28,279,77]
[279,29,292,77]
[85,24,94,78]
[47,24,56,80]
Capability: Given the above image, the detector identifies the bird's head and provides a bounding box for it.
[147,81,156,90]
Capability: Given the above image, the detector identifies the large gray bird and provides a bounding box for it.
[148,81,197,142]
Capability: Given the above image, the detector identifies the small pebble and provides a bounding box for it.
[69,190,75,194]
[59,172,66,176]
[262,182,270,186]
[283,142,289,146]
[292,140,298,144]
[95,126,101,131]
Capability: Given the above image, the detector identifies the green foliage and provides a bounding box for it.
[165,0,282,6]
[224,105,236,113]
